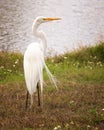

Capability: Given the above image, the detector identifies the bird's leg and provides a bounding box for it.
[25,90,29,110]
[39,80,43,109]
[37,83,41,106]
[30,94,34,109]
[41,90,43,109]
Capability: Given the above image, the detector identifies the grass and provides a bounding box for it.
[0,42,104,130]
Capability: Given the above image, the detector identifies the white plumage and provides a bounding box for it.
[24,42,44,95]
[23,16,61,109]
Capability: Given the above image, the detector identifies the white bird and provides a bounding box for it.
[23,16,61,109]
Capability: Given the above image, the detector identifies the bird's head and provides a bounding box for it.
[35,16,61,25]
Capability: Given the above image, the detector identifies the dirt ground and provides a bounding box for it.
[0,82,104,130]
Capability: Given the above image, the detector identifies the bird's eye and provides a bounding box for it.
[43,18,46,21]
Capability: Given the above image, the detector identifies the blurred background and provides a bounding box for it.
[0,0,104,55]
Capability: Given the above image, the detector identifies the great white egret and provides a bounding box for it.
[23,16,61,109]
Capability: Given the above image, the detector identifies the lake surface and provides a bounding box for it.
[0,0,104,55]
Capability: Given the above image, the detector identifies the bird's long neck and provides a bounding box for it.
[32,21,47,55]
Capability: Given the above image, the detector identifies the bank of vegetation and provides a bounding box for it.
[0,42,104,130]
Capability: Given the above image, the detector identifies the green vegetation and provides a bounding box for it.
[0,42,104,130]
[0,52,23,83]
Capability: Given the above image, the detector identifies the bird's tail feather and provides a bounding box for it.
[43,61,58,90]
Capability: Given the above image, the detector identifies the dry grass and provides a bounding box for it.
[0,81,104,130]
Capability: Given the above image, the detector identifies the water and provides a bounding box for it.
[0,0,104,55]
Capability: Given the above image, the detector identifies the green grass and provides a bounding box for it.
[0,42,104,130]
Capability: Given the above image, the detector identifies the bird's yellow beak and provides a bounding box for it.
[43,18,61,21]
